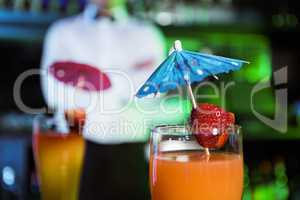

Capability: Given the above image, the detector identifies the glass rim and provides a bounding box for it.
[33,114,69,135]
[33,113,55,126]
[151,124,242,136]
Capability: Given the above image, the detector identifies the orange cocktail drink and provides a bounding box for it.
[33,113,85,200]
[33,132,84,200]
[150,125,243,200]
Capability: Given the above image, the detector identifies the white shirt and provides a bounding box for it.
[41,7,167,144]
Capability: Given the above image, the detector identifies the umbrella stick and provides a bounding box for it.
[205,148,210,157]
[54,110,69,134]
[186,83,210,157]
[187,83,197,109]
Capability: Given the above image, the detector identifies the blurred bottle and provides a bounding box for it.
[295,101,300,126]
[13,0,25,11]
[30,0,42,12]
[251,159,289,200]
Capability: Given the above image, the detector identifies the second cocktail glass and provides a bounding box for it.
[33,114,85,200]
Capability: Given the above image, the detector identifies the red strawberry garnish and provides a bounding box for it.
[190,103,235,148]
[65,109,86,133]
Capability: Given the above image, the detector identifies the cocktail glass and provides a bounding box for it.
[33,114,85,200]
[150,125,243,200]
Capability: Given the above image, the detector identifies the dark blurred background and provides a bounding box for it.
[0,0,300,199]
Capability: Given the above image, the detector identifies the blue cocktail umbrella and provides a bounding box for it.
[136,40,249,109]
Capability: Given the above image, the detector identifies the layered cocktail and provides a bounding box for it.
[33,111,85,200]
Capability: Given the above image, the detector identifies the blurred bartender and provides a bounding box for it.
[41,0,165,199]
